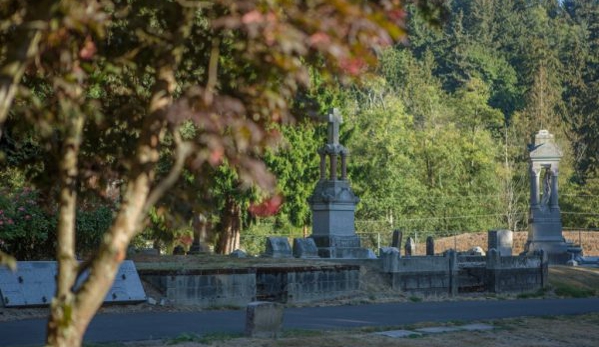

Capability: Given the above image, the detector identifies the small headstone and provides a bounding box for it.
[426,236,435,256]
[405,237,415,257]
[245,301,284,338]
[292,238,319,258]
[488,229,513,256]
[566,259,578,267]
[230,249,247,258]
[264,237,292,258]
[391,229,403,248]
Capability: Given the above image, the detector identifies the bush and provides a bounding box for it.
[76,205,113,257]
[0,187,55,259]
[0,187,114,260]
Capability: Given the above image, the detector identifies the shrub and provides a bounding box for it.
[0,187,55,259]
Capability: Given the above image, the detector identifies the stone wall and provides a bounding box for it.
[382,251,458,295]
[141,264,360,307]
[142,269,256,308]
[381,250,547,295]
[256,265,360,303]
[486,249,548,293]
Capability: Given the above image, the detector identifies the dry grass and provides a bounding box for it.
[121,313,599,347]
[548,266,599,297]
[417,231,599,256]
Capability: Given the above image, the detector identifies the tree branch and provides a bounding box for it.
[143,129,194,214]
[0,1,53,138]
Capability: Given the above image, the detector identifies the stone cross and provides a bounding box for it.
[327,108,342,145]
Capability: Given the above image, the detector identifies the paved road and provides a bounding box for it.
[2,298,599,346]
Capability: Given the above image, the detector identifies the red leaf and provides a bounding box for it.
[249,195,283,217]
[79,36,96,60]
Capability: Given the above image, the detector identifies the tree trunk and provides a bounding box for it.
[45,47,191,347]
[46,112,85,347]
[216,196,241,254]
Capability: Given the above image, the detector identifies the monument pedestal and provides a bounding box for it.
[309,180,370,259]
[310,235,371,259]
[524,211,580,263]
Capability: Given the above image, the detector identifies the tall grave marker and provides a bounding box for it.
[523,130,581,263]
[308,109,369,258]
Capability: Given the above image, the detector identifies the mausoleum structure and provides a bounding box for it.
[523,130,580,263]
[308,109,370,258]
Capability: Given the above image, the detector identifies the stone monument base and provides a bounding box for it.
[523,239,582,264]
[309,235,371,259]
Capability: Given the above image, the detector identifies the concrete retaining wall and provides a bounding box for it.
[256,265,360,303]
[486,249,548,293]
[141,264,360,307]
[384,252,458,295]
[143,269,256,308]
[381,250,547,295]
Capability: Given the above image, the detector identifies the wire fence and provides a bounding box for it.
[238,192,599,255]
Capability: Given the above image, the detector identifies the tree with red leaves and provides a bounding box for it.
[0,0,425,346]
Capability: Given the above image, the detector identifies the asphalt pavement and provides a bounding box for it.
[1,297,599,346]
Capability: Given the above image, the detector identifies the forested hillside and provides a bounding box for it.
[250,0,599,247]
[356,0,599,237]
[1,0,598,257]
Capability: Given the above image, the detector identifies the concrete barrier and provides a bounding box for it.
[389,252,458,296]
[245,301,284,338]
[143,268,256,308]
[381,250,545,296]
[486,249,547,293]
[256,265,360,303]
[141,264,360,307]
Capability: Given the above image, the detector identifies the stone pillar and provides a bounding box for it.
[340,152,347,180]
[391,229,402,249]
[550,168,559,208]
[380,247,400,272]
[426,236,435,256]
[447,250,458,296]
[405,237,415,257]
[530,167,540,207]
[319,152,326,180]
[330,154,337,180]
[486,248,501,293]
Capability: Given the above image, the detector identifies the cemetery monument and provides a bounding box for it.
[523,129,581,263]
[308,109,370,258]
